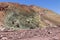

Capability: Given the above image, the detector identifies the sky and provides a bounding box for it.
[0,0,60,14]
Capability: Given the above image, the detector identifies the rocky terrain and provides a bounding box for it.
[0,2,60,40]
[0,27,60,40]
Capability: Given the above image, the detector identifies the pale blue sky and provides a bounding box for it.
[0,0,60,14]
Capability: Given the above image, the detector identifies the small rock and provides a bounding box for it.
[2,37,7,40]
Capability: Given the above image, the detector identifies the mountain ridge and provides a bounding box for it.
[0,2,60,30]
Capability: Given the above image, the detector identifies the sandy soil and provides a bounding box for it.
[0,27,60,40]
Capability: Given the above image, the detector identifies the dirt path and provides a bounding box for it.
[0,27,60,40]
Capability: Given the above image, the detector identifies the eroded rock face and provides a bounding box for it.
[0,2,60,30]
[0,2,40,30]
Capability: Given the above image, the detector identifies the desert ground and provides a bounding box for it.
[0,27,60,40]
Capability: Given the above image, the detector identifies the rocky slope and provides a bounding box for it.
[0,2,60,30]
[0,2,60,40]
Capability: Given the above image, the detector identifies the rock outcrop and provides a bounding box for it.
[0,2,60,30]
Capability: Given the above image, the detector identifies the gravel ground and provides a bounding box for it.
[0,27,60,40]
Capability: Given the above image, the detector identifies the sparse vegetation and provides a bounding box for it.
[0,2,60,30]
[4,7,40,30]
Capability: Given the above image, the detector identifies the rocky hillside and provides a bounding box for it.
[0,2,60,30]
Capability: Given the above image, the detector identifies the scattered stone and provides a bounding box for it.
[2,37,7,40]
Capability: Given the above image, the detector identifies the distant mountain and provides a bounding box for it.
[0,2,60,30]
